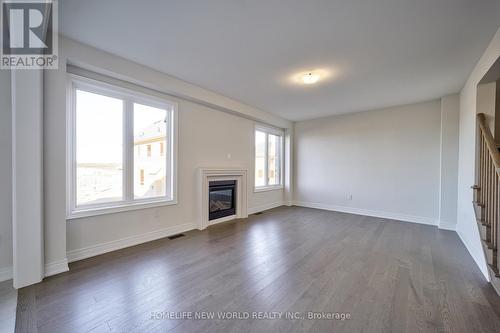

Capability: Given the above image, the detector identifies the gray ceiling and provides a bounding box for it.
[60,0,500,121]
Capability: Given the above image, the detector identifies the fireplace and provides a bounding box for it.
[209,180,236,220]
[198,169,247,229]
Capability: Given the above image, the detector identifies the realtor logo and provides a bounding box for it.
[1,0,58,69]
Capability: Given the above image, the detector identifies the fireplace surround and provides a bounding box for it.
[197,168,248,230]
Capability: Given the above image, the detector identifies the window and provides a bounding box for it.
[255,125,284,190]
[68,76,177,218]
[75,90,124,205]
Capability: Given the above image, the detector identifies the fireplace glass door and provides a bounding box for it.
[209,180,236,220]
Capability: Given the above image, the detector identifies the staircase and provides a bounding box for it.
[472,113,500,294]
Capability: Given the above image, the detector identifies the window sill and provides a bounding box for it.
[254,185,284,193]
[67,198,177,220]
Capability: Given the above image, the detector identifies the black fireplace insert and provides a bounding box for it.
[209,180,236,220]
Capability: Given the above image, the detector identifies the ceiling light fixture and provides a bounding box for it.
[290,68,332,86]
[302,72,320,84]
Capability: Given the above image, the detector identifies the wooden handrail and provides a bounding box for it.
[477,113,500,169]
[475,112,500,274]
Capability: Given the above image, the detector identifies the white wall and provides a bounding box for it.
[439,95,460,229]
[294,100,442,224]
[44,37,292,266]
[457,27,500,280]
[476,82,496,135]
[0,70,12,282]
[12,70,45,288]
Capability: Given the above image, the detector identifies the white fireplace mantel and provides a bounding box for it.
[197,168,248,230]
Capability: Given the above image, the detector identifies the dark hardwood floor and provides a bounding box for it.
[15,206,500,332]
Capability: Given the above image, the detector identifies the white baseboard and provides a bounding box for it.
[438,221,456,231]
[248,202,285,215]
[67,222,196,263]
[0,261,69,282]
[293,201,438,226]
[0,266,13,282]
[456,230,490,281]
[45,259,69,277]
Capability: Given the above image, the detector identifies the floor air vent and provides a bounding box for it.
[168,234,185,240]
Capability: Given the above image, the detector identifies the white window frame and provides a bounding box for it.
[254,124,285,192]
[66,75,178,219]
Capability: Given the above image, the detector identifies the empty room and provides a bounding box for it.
[2,0,500,332]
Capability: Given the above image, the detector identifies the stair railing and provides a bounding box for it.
[473,113,500,275]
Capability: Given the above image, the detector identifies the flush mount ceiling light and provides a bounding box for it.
[301,72,320,84]
[290,69,332,86]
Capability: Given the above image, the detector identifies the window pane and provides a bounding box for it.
[268,134,281,185]
[76,90,123,206]
[134,103,168,199]
[255,131,266,187]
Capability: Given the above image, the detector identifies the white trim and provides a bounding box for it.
[437,98,444,226]
[438,221,457,231]
[0,266,13,282]
[255,123,285,136]
[198,168,248,230]
[208,214,237,226]
[254,125,285,190]
[254,185,284,193]
[124,97,133,202]
[11,69,17,286]
[44,259,69,277]
[456,230,490,281]
[67,222,195,263]
[248,202,285,215]
[293,201,438,226]
[68,199,178,220]
[11,69,45,288]
[66,75,179,219]
[171,102,179,208]
[264,133,268,187]
[69,74,177,107]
